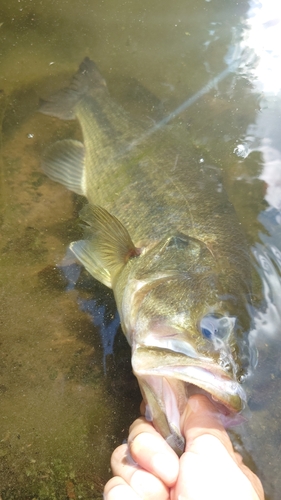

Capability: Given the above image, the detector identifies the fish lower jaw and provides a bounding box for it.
[133,353,247,455]
[133,352,247,413]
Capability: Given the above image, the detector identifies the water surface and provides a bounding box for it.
[1,1,281,498]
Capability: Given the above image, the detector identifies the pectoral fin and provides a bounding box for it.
[42,139,86,195]
[70,239,112,287]
[70,204,139,287]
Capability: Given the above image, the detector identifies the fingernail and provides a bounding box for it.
[125,448,139,467]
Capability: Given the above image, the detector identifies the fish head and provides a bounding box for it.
[114,232,251,454]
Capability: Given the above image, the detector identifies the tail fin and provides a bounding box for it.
[39,57,108,120]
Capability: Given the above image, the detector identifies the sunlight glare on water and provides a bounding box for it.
[242,0,281,95]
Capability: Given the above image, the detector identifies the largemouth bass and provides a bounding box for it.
[40,58,252,454]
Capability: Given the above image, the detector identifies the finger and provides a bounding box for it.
[104,476,142,500]
[111,443,170,500]
[111,444,136,476]
[173,436,262,500]
[233,451,265,500]
[181,395,235,455]
[128,418,179,486]
[180,395,265,500]
[129,416,156,435]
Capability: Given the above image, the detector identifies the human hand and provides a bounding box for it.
[104,394,264,500]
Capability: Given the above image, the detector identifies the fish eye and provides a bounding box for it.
[199,314,235,340]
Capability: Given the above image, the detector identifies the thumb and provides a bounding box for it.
[180,395,264,500]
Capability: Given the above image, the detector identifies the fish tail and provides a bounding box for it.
[39,57,108,120]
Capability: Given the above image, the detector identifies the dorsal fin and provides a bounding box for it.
[70,204,139,287]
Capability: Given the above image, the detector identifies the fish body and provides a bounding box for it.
[40,58,252,454]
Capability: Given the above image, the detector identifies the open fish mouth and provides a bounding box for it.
[132,345,247,454]
[133,345,246,409]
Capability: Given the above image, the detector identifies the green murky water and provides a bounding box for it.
[1,1,281,499]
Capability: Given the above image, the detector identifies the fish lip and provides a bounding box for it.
[132,346,246,412]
